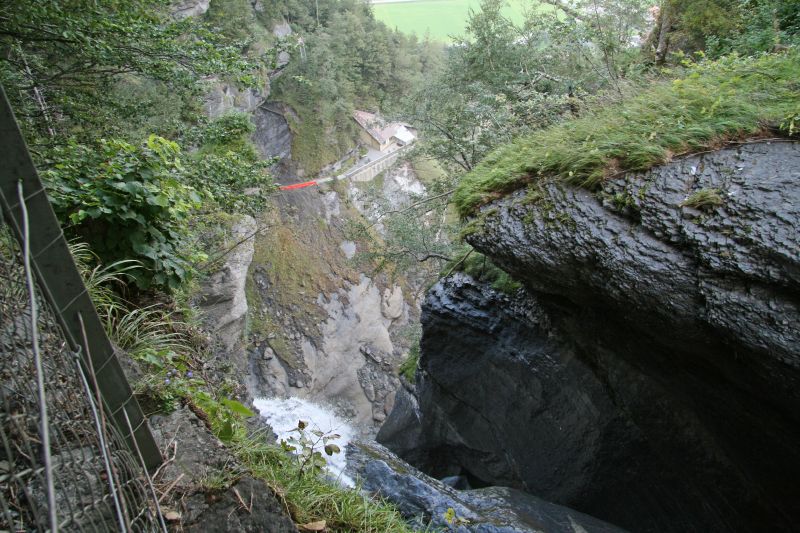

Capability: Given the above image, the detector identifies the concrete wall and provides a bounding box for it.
[345,146,409,183]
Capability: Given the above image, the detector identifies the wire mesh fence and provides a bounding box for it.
[0,219,163,532]
[0,85,164,532]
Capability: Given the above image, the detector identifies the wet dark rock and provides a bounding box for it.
[346,440,626,533]
[475,142,800,372]
[375,385,422,459]
[381,141,800,533]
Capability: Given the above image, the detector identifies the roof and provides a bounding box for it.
[393,125,415,144]
[353,110,415,145]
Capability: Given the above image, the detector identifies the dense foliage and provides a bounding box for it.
[375,0,798,282]
[44,136,202,289]
[0,0,258,138]
[406,0,655,175]
[406,0,799,180]
[658,0,800,58]
[0,0,275,290]
[267,0,444,172]
[186,112,276,215]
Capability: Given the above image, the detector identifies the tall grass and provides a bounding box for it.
[70,242,188,360]
[233,434,414,533]
[454,51,800,217]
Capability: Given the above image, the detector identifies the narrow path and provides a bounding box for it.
[278,144,411,191]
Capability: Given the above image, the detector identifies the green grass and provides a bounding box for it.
[234,435,414,532]
[398,345,420,381]
[372,0,538,43]
[681,188,725,209]
[453,51,800,217]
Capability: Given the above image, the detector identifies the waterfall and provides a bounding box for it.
[253,397,355,487]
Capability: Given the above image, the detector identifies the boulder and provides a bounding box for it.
[150,408,296,532]
[205,82,268,119]
[253,104,293,162]
[171,0,210,19]
[346,440,626,533]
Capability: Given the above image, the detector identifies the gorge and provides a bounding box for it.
[188,17,800,530]
[206,85,799,530]
[3,0,798,531]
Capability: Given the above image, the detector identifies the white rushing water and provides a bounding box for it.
[253,397,356,487]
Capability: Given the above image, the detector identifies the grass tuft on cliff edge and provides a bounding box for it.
[453,51,800,218]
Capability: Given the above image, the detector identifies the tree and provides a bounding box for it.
[0,0,276,291]
[0,0,259,140]
[405,0,586,174]
[346,164,458,279]
[270,0,443,171]
[646,0,800,62]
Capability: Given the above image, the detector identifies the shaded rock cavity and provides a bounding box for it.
[381,271,797,532]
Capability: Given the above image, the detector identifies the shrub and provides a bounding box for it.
[184,113,276,215]
[443,250,522,294]
[45,135,202,290]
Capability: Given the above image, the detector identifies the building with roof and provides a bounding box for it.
[352,110,416,152]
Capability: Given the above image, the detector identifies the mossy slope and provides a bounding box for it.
[454,52,800,217]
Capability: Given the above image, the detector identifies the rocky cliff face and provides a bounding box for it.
[193,215,260,399]
[252,103,293,162]
[170,0,210,19]
[245,113,430,430]
[380,142,800,532]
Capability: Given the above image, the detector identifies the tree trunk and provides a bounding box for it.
[655,2,673,65]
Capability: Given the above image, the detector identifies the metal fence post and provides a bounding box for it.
[0,85,162,471]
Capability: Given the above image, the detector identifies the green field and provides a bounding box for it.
[372,0,539,43]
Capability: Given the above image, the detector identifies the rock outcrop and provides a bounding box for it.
[253,103,293,163]
[194,215,258,395]
[171,0,210,19]
[475,141,799,374]
[346,440,626,533]
[205,82,268,119]
[381,142,800,532]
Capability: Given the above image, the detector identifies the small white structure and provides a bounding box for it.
[353,110,416,152]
